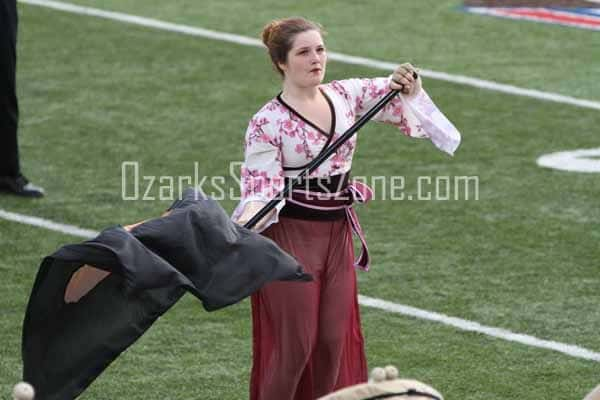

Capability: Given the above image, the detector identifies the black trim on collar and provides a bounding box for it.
[277,87,337,171]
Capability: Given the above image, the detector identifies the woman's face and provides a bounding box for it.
[279,30,327,88]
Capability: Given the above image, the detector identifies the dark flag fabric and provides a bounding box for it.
[22,188,310,400]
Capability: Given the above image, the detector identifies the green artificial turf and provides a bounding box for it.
[0,1,598,398]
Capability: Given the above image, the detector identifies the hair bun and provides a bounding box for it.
[261,19,281,47]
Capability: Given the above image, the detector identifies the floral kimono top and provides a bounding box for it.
[233,76,461,227]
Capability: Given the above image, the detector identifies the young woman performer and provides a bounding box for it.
[233,17,457,400]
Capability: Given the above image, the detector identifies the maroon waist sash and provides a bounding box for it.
[280,173,373,270]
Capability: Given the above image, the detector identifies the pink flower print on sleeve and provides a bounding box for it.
[380,97,411,135]
[241,168,285,198]
[265,100,281,112]
[366,78,387,100]
[329,81,351,102]
[380,113,411,136]
[354,92,365,115]
[388,97,403,116]
[241,167,266,197]
[397,115,411,136]
[345,109,354,122]
[247,116,271,145]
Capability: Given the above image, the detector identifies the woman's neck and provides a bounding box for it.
[281,81,320,103]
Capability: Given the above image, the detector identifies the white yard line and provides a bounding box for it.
[2,207,599,363]
[359,295,600,362]
[18,0,600,111]
[0,209,97,238]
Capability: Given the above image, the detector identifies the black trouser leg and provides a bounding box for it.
[0,0,20,178]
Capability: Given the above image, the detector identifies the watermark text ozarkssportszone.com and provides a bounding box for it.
[121,161,479,202]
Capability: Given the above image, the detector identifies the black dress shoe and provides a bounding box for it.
[0,174,45,198]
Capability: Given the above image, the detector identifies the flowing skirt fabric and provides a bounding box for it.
[250,216,368,400]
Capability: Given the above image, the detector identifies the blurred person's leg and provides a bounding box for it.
[0,0,44,197]
[0,0,20,178]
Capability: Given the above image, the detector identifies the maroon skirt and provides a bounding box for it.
[250,174,370,400]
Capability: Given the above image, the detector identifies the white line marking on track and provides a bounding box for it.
[0,209,97,239]
[358,295,600,362]
[2,207,599,363]
[537,147,600,172]
[18,0,600,111]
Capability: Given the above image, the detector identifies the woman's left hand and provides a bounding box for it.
[390,63,421,97]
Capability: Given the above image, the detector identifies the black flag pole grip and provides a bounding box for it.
[244,88,400,230]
